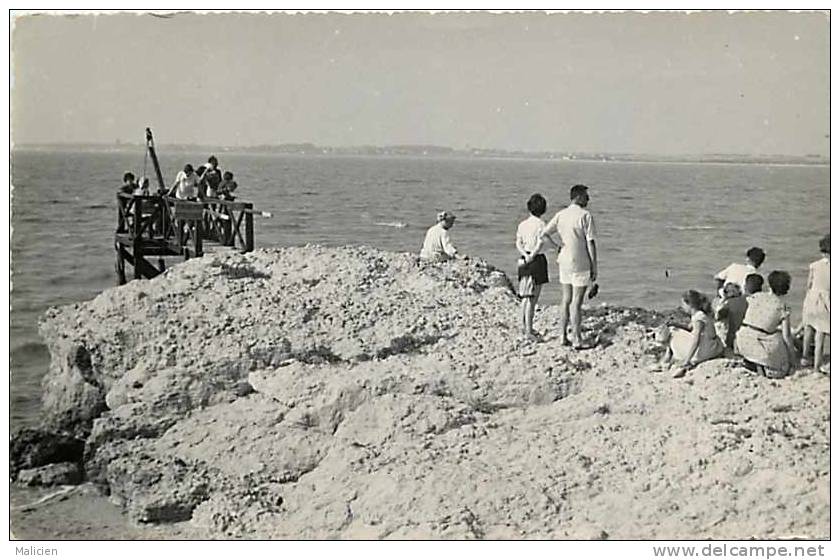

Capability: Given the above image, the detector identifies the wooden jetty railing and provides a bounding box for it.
[114,193,256,285]
[114,128,267,285]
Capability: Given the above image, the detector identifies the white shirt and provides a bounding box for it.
[516,215,546,255]
[715,263,757,292]
[808,257,830,293]
[173,171,200,200]
[420,223,457,260]
[544,203,596,273]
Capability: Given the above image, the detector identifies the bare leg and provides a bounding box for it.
[814,331,825,371]
[520,298,528,334]
[523,298,534,335]
[569,285,588,345]
[559,283,572,344]
[527,284,542,334]
[802,325,814,366]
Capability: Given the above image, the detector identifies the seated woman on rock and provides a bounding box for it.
[735,270,797,378]
[650,289,724,378]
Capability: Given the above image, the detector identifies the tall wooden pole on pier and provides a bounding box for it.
[145,128,166,193]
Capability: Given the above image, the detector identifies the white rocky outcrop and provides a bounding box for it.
[14,245,829,539]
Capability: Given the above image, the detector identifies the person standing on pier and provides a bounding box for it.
[543,184,598,349]
[200,155,223,198]
[168,164,201,200]
[218,171,238,200]
[120,172,138,194]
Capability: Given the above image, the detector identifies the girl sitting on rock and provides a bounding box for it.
[651,290,724,378]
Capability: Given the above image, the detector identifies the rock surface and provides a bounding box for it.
[17,462,83,487]
[15,245,830,539]
[10,428,85,478]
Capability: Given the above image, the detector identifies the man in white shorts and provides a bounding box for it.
[543,184,598,348]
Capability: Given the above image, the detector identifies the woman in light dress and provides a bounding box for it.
[801,234,830,374]
[651,290,724,378]
[735,270,797,378]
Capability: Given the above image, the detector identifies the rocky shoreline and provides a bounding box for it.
[10,245,830,539]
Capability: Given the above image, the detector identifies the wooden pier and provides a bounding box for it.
[114,128,262,285]
[114,194,256,285]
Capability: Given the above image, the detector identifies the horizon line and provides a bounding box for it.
[10,141,829,161]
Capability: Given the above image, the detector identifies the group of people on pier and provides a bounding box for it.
[120,155,239,201]
[419,184,830,379]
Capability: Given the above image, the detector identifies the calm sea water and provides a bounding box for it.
[10,149,830,428]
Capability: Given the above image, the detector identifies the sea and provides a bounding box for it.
[10,149,830,429]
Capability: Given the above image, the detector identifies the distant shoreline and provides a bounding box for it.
[11,143,829,167]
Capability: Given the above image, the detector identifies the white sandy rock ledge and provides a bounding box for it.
[12,245,829,539]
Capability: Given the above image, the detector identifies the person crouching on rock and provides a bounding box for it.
[516,194,559,341]
[420,211,458,262]
[650,290,724,378]
[735,270,797,378]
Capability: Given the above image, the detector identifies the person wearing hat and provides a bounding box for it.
[420,211,458,261]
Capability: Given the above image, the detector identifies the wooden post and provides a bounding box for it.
[115,242,126,285]
[161,196,170,239]
[117,194,125,233]
[223,207,233,246]
[194,219,203,257]
[244,202,254,252]
[146,128,166,193]
[132,197,143,238]
[177,220,184,254]
[132,197,143,279]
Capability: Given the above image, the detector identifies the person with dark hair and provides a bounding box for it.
[218,171,238,200]
[744,273,764,295]
[515,193,559,340]
[735,270,796,378]
[801,234,830,373]
[168,164,201,200]
[713,282,747,350]
[715,247,766,295]
[651,289,724,378]
[120,171,138,194]
[542,184,598,348]
[200,155,223,198]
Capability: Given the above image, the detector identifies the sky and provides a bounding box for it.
[10,11,829,156]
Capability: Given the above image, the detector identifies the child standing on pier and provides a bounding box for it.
[218,171,238,200]
[120,172,138,194]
